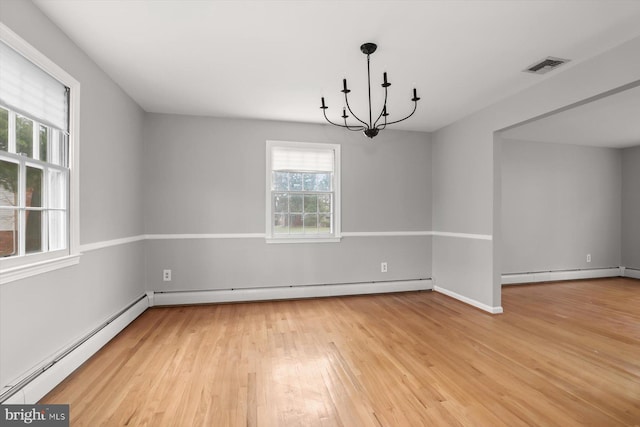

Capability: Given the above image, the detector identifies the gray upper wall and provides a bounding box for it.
[143,114,432,234]
[622,145,640,269]
[501,139,622,274]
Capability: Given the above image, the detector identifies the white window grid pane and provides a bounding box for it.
[23,207,44,254]
[0,106,8,151]
[0,208,18,256]
[47,210,66,251]
[271,190,333,236]
[48,129,69,168]
[47,168,68,209]
[0,157,19,207]
[25,164,43,208]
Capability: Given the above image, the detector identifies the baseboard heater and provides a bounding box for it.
[624,267,640,280]
[152,278,433,306]
[0,294,149,404]
[502,267,628,285]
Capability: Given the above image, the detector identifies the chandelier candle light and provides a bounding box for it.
[320,42,420,138]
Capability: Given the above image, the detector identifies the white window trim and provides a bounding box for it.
[265,140,341,244]
[0,23,80,284]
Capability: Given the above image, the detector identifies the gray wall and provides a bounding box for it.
[432,35,640,310]
[622,145,640,269]
[431,115,496,307]
[501,139,621,274]
[143,114,432,291]
[0,0,145,389]
[2,3,639,394]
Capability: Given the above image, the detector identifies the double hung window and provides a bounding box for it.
[0,26,79,281]
[0,105,69,258]
[266,141,341,243]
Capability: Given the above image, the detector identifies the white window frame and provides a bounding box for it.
[0,23,80,284]
[265,140,341,244]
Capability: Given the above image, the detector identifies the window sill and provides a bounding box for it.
[0,254,81,285]
[265,236,342,244]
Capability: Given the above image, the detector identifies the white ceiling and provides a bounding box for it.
[501,84,640,148]
[33,0,640,133]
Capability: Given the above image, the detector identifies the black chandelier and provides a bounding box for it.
[320,42,420,139]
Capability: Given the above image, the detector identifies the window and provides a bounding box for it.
[0,107,68,258]
[0,24,80,282]
[266,140,341,243]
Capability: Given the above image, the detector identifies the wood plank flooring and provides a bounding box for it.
[41,278,640,426]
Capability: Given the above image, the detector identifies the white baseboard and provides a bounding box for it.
[1,295,149,404]
[433,286,503,314]
[152,279,432,306]
[1,387,23,404]
[146,290,155,307]
[502,267,622,285]
[624,268,640,279]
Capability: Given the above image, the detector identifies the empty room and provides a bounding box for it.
[1,1,639,426]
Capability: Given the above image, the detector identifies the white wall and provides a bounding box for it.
[0,0,146,390]
[143,114,432,293]
[501,139,621,274]
[622,145,640,269]
[432,35,640,311]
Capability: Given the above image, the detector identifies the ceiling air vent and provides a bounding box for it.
[523,56,570,75]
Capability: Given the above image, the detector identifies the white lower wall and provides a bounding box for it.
[1,295,148,404]
[502,267,622,285]
[432,236,498,311]
[145,235,432,293]
[0,242,146,396]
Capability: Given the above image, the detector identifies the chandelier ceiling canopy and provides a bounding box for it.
[320,42,420,139]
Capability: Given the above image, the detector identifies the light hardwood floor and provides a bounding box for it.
[41,278,640,426]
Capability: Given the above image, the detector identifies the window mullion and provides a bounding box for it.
[287,191,291,234]
[17,159,25,256]
[46,124,52,163]
[42,165,49,251]
[8,110,16,153]
[32,120,39,161]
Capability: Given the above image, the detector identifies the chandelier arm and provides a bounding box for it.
[343,93,369,129]
[379,100,418,127]
[322,109,365,131]
[343,117,366,131]
[373,86,389,128]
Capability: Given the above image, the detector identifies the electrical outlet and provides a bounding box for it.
[381,262,388,273]
[163,269,172,281]
[586,254,591,263]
